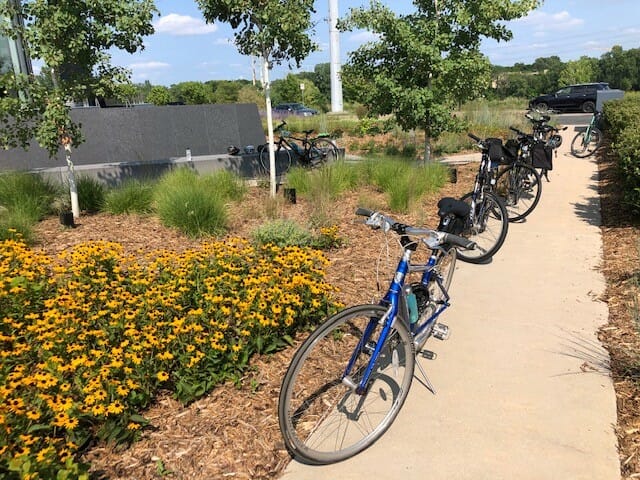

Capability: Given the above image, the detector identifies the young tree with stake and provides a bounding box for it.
[195,0,317,197]
[0,0,156,218]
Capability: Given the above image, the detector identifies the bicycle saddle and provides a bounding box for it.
[437,197,471,218]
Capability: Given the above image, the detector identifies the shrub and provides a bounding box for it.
[251,219,313,247]
[604,94,640,213]
[154,168,228,237]
[202,169,247,201]
[0,172,58,220]
[76,175,105,213]
[103,179,155,215]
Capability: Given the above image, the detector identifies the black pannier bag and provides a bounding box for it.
[487,138,516,166]
[436,197,470,235]
[531,141,553,170]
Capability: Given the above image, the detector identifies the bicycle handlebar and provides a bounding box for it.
[355,208,476,250]
[468,132,482,143]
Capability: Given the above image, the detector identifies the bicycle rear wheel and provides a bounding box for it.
[495,163,542,222]
[308,137,339,166]
[258,143,292,175]
[278,304,415,464]
[570,128,602,158]
[456,191,509,264]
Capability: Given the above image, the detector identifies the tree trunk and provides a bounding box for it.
[64,144,80,219]
[423,134,432,164]
[261,57,277,198]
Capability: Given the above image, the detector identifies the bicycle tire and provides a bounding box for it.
[495,163,542,222]
[308,137,339,167]
[278,304,415,464]
[456,191,509,264]
[258,143,292,175]
[413,246,457,352]
[570,128,602,158]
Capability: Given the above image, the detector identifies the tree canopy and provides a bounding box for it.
[0,0,156,156]
[339,0,540,160]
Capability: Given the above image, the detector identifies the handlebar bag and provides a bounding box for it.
[532,141,553,170]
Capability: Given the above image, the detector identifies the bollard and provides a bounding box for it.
[284,188,297,204]
[449,166,457,184]
[59,211,75,227]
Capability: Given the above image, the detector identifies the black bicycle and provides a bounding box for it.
[258,121,339,176]
[450,134,510,263]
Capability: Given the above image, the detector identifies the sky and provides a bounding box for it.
[106,0,640,87]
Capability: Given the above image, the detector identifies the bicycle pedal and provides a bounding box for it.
[419,350,437,360]
[432,323,450,340]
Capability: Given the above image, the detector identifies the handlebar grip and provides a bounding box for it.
[468,133,481,142]
[355,207,375,217]
[509,126,522,134]
[442,233,476,250]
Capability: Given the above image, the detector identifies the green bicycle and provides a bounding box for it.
[570,111,603,158]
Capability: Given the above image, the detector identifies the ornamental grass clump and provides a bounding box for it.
[0,236,340,478]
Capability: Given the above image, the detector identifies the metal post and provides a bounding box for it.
[328,0,343,113]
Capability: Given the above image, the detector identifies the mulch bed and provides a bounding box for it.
[30,153,640,479]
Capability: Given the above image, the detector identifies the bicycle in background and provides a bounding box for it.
[258,121,339,176]
[278,207,476,464]
[570,111,604,158]
[455,133,510,262]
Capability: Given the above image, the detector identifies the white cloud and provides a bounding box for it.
[518,10,584,32]
[213,37,234,46]
[154,13,217,36]
[128,61,170,71]
[348,31,380,43]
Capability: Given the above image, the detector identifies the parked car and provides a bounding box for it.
[528,82,610,113]
[273,102,318,116]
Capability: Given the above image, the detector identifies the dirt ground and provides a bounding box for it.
[30,153,640,479]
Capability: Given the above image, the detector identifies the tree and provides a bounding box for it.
[209,80,244,103]
[339,0,540,162]
[195,0,317,197]
[558,56,598,87]
[171,81,213,104]
[599,45,639,91]
[299,62,330,104]
[0,0,156,217]
[272,73,323,110]
[531,55,563,93]
[237,84,265,108]
[147,85,174,105]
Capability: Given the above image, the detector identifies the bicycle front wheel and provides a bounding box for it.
[570,128,602,158]
[308,138,339,167]
[278,304,415,464]
[495,163,542,222]
[258,143,292,176]
[456,191,509,264]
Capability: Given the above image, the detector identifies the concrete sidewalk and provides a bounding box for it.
[281,134,621,479]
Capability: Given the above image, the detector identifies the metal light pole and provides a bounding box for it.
[328,0,343,112]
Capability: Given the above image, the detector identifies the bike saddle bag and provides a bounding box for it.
[487,138,516,165]
[532,141,553,170]
[437,197,469,235]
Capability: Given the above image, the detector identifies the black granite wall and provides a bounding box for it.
[1,103,266,172]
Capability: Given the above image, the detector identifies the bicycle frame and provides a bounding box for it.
[342,241,449,395]
[583,111,601,144]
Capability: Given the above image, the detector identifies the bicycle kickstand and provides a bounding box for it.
[414,357,436,394]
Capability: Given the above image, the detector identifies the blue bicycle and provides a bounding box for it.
[278,206,476,464]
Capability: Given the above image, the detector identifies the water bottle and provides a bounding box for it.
[405,286,419,324]
[186,148,192,161]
